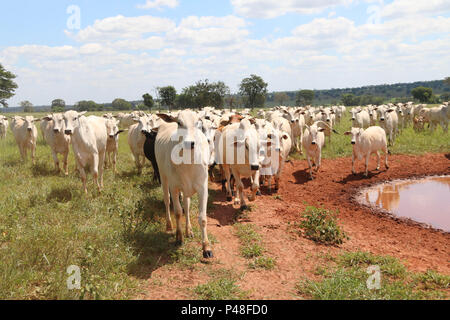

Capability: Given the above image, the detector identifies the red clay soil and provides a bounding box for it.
[139,153,450,300]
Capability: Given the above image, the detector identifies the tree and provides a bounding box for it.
[20,100,33,113]
[142,93,154,110]
[76,100,101,111]
[175,80,230,109]
[51,99,66,112]
[274,92,290,106]
[158,86,177,111]
[239,74,268,109]
[112,98,132,110]
[0,64,18,108]
[411,86,433,103]
[295,90,315,106]
[341,93,360,106]
[444,77,450,86]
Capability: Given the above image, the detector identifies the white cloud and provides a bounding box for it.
[72,15,176,42]
[380,0,450,19]
[137,0,179,10]
[231,0,353,18]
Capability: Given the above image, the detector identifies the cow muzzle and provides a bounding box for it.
[251,165,259,171]
[351,141,356,145]
[311,141,316,145]
[27,128,32,132]
[64,130,72,135]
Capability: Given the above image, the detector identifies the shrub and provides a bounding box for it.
[298,206,348,245]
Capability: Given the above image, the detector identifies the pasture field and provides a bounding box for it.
[0,110,449,300]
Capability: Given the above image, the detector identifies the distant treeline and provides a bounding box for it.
[267,79,449,106]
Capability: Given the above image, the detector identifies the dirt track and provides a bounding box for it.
[140,153,450,300]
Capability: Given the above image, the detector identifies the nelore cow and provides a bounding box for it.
[10,116,40,164]
[155,110,213,259]
[345,126,389,177]
[63,110,107,194]
[41,113,71,175]
[0,115,8,139]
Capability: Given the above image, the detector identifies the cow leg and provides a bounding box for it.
[183,196,194,238]
[31,144,36,165]
[92,153,101,193]
[113,151,117,174]
[384,146,389,170]
[135,154,142,174]
[52,150,60,172]
[249,170,260,201]
[306,154,314,180]
[98,150,106,190]
[375,151,381,171]
[77,160,88,195]
[63,151,69,176]
[223,165,233,201]
[161,176,173,232]
[364,152,370,177]
[197,182,213,258]
[171,188,183,245]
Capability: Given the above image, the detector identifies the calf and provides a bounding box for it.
[63,111,108,194]
[128,114,152,174]
[344,126,389,177]
[105,118,124,173]
[155,110,213,258]
[10,116,39,163]
[0,116,8,139]
[142,129,160,183]
[41,113,71,174]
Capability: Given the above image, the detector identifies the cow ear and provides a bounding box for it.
[248,118,256,125]
[318,128,325,132]
[344,131,352,135]
[151,127,159,133]
[219,119,230,127]
[42,116,52,121]
[79,111,87,116]
[157,113,177,123]
[387,109,395,113]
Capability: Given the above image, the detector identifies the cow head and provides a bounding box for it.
[344,127,364,145]
[63,110,87,135]
[105,118,123,140]
[43,113,65,134]
[157,110,201,150]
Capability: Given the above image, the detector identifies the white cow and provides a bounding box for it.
[128,114,153,174]
[63,111,107,194]
[302,121,334,180]
[41,113,71,174]
[105,118,124,173]
[351,108,370,129]
[10,116,39,163]
[0,115,8,139]
[218,118,261,210]
[419,106,448,133]
[260,127,292,192]
[378,107,398,146]
[155,110,213,259]
[344,126,389,177]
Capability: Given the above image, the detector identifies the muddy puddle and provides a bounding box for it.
[359,176,450,232]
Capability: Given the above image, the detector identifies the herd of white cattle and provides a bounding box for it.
[0,101,448,257]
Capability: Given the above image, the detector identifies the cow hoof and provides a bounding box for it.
[240,205,249,211]
[175,239,183,246]
[226,196,232,202]
[203,250,214,259]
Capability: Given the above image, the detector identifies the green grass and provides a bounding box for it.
[296,251,449,300]
[193,269,248,300]
[296,206,349,246]
[0,120,214,299]
[234,223,276,270]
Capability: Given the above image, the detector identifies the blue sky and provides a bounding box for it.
[1,0,449,106]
